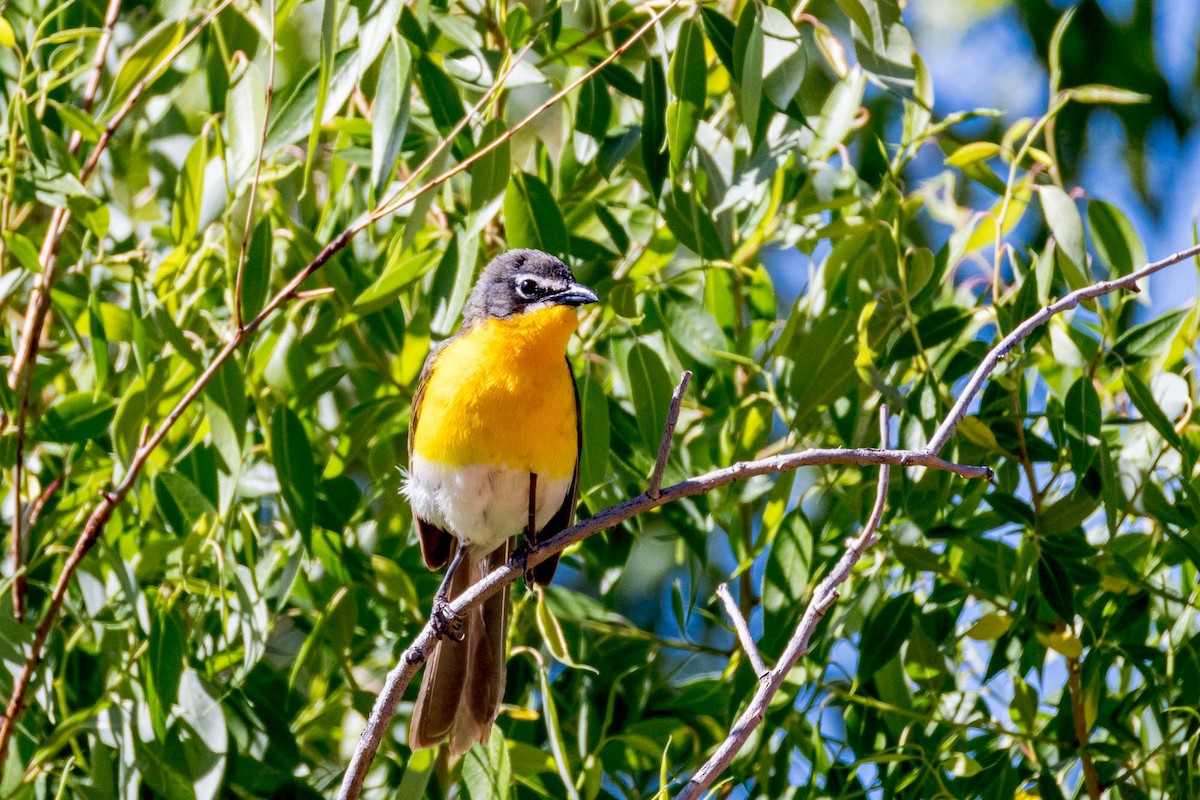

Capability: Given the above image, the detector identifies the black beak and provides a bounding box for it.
[553,282,599,307]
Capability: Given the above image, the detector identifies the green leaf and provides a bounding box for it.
[857,593,915,681]
[1040,185,1087,282]
[304,0,339,188]
[733,2,764,136]
[1108,308,1188,367]
[171,131,208,244]
[37,392,115,443]
[417,55,466,142]
[270,406,315,542]
[503,173,568,257]
[662,295,728,367]
[142,609,184,739]
[430,229,479,337]
[887,307,970,362]
[1087,199,1145,277]
[204,356,247,474]
[575,75,612,140]
[155,471,216,536]
[353,246,439,315]
[808,67,866,159]
[700,7,736,74]
[579,371,610,494]
[1124,371,1183,451]
[1037,553,1075,622]
[265,49,358,153]
[641,59,668,195]
[625,342,673,451]
[88,294,109,389]
[240,217,273,324]
[662,185,728,260]
[372,38,412,201]
[666,17,705,171]
[470,119,511,210]
[108,19,185,109]
[1066,84,1151,105]
[838,0,914,85]
[945,141,1001,167]
[176,669,227,800]
[462,728,511,800]
[760,7,805,110]
[762,511,813,614]
[1063,376,1101,439]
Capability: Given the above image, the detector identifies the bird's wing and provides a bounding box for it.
[410,342,453,570]
[527,356,583,586]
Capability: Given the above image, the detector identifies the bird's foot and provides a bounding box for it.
[431,595,465,642]
[515,539,538,589]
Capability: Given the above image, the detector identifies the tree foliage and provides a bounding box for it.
[0,0,1197,798]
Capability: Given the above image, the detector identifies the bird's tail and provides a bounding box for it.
[409,541,509,756]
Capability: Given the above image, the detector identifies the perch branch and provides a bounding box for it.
[675,405,893,800]
[649,370,692,498]
[335,406,969,799]
[716,582,768,679]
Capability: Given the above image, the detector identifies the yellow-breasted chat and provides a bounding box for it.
[403,248,598,755]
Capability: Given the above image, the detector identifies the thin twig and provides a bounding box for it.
[716,583,768,679]
[649,370,692,498]
[927,241,1200,455]
[234,0,277,331]
[675,405,893,800]
[336,406,956,800]
[7,0,120,621]
[1067,654,1101,800]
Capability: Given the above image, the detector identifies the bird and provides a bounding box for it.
[402,248,598,756]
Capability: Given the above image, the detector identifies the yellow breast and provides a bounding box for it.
[412,305,580,479]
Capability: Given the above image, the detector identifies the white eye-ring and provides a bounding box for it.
[516,276,543,299]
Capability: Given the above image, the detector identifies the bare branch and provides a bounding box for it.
[928,241,1200,455]
[336,404,967,799]
[675,405,894,800]
[1068,653,1101,800]
[716,583,768,679]
[649,370,692,498]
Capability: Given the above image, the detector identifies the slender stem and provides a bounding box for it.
[648,370,692,498]
[716,583,768,679]
[234,0,277,330]
[928,242,1200,456]
[1068,654,1101,800]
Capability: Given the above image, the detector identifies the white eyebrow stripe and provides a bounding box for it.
[513,272,555,287]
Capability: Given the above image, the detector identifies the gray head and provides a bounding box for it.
[461,249,599,326]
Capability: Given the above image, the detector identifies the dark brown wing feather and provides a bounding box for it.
[528,356,583,586]
[410,342,453,570]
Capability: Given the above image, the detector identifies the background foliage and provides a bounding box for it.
[1,0,1198,798]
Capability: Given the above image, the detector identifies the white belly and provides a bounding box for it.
[402,455,572,556]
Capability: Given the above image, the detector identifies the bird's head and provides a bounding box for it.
[462,249,598,325]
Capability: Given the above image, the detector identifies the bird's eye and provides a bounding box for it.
[517,278,541,299]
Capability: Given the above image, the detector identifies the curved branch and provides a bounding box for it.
[927,241,1200,455]
[335,418,978,800]
[675,406,893,800]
